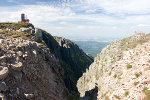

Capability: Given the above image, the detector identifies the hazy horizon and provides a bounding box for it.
[0,0,150,41]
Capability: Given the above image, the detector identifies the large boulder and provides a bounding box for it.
[0,81,7,92]
[24,93,34,99]
[0,67,9,80]
[11,62,23,72]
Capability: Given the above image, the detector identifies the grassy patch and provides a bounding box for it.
[109,72,111,76]
[0,22,33,30]
[124,91,129,97]
[63,88,69,98]
[134,82,139,86]
[98,86,101,91]
[126,64,132,69]
[73,54,88,66]
[113,74,117,78]
[144,90,150,100]
[114,95,121,99]
[104,91,108,96]
[143,87,150,100]
[67,92,80,100]
[119,73,123,76]
[143,87,148,92]
[135,73,140,78]
[105,96,110,100]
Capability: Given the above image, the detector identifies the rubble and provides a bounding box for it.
[0,35,66,100]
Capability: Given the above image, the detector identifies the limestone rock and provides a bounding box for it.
[0,93,7,100]
[24,93,34,99]
[0,39,4,44]
[77,33,150,99]
[11,62,23,71]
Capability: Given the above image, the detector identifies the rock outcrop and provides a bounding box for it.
[97,39,150,100]
[0,23,94,93]
[0,35,67,100]
[77,32,150,100]
[42,30,93,92]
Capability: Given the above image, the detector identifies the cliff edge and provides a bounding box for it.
[77,32,150,100]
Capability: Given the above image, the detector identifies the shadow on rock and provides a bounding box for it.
[80,85,98,100]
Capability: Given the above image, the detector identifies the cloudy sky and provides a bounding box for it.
[0,0,150,41]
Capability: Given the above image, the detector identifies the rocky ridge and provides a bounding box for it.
[42,30,93,92]
[77,32,150,99]
[0,35,66,100]
[0,22,94,93]
[97,36,150,100]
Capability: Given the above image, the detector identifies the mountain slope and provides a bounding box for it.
[0,22,94,93]
[0,35,66,100]
[77,31,150,99]
[97,38,150,100]
[42,30,93,92]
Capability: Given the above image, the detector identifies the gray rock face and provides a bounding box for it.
[35,28,42,40]
[11,62,23,71]
[77,32,150,97]
[0,35,67,100]
[43,34,94,92]
[0,81,7,92]
[17,27,35,34]
[0,67,9,80]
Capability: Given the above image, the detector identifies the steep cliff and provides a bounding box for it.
[0,35,67,100]
[77,32,150,99]
[0,22,94,94]
[42,30,93,92]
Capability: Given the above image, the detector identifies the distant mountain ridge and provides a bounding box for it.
[73,41,110,57]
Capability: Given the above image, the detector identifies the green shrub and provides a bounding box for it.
[104,91,108,96]
[114,95,121,99]
[119,73,123,76]
[109,72,111,76]
[143,87,148,92]
[124,91,129,97]
[135,73,140,78]
[113,74,117,78]
[63,88,69,98]
[126,64,132,69]
[134,82,138,86]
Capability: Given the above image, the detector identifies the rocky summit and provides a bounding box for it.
[77,32,150,100]
[0,35,66,100]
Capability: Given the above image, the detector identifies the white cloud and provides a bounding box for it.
[60,22,68,25]
[1,0,150,40]
[137,24,150,27]
[78,25,85,29]
[85,9,97,13]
